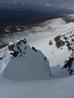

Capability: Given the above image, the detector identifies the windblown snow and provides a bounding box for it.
[0,15,74,98]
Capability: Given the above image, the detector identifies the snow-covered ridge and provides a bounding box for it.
[0,39,51,81]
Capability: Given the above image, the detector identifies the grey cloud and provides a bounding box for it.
[45,2,74,9]
[0,0,74,9]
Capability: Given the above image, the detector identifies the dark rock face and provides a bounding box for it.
[10,51,19,57]
[54,35,65,48]
[54,31,74,53]
[32,47,37,52]
[8,39,27,58]
[49,40,53,45]
[64,58,74,68]
[0,57,3,60]
[63,58,74,75]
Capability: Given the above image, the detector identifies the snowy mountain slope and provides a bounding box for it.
[0,17,73,77]
[0,46,10,74]
[25,18,74,77]
[2,39,50,81]
[0,75,74,98]
[0,15,74,98]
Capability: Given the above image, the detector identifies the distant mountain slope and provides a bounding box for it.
[0,6,74,37]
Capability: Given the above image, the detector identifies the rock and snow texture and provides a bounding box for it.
[3,39,50,81]
[1,17,74,77]
[27,18,74,66]
[26,18,74,77]
[49,30,74,76]
[0,15,74,98]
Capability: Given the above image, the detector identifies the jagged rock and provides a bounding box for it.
[32,47,37,52]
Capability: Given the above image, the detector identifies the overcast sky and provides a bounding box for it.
[0,0,74,9]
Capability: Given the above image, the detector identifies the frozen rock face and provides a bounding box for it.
[25,18,74,77]
[3,39,50,81]
[49,31,74,77]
